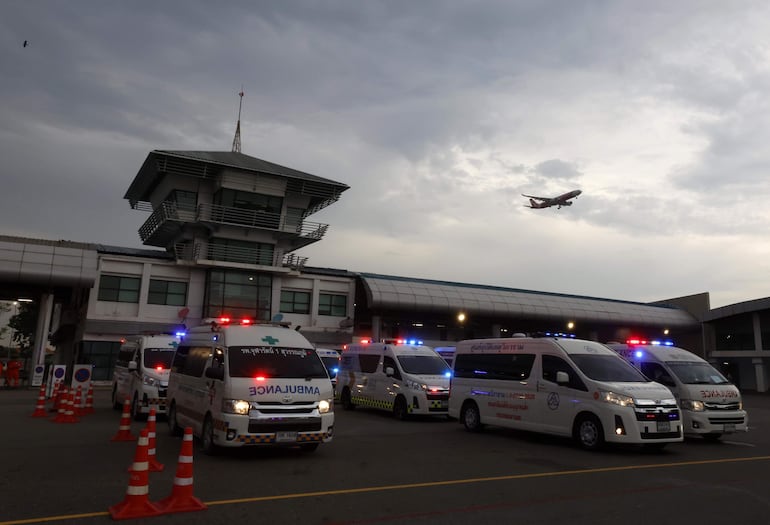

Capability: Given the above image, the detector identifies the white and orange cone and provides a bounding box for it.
[156,427,207,514]
[31,382,48,418]
[82,383,95,414]
[108,428,163,520]
[111,398,136,442]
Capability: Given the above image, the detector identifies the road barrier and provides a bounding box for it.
[111,398,136,442]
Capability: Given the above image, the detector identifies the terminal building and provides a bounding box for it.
[0,149,768,392]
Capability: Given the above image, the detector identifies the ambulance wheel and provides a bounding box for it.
[300,443,320,452]
[167,402,182,437]
[341,388,356,410]
[111,386,121,410]
[393,396,409,420]
[461,401,483,432]
[131,393,148,421]
[703,433,722,442]
[575,414,604,450]
[201,415,218,455]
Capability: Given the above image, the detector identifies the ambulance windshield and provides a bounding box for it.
[228,346,328,379]
[570,354,649,382]
[667,362,730,385]
[143,348,176,369]
[397,354,451,375]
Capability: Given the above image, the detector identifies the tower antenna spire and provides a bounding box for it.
[231,87,244,153]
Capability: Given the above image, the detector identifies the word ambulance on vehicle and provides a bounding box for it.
[337,339,452,419]
[447,336,684,450]
[111,334,181,420]
[605,341,748,441]
[166,318,334,454]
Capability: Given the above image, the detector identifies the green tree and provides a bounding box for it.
[8,302,37,355]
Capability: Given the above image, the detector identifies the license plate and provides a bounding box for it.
[724,423,736,432]
[275,431,298,443]
[657,421,671,433]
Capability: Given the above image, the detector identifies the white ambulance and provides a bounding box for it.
[315,348,341,392]
[166,318,334,454]
[605,341,748,441]
[111,334,181,420]
[448,336,683,450]
[337,339,452,419]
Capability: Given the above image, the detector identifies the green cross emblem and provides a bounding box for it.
[262,336,279,345]
[169,341,179,349]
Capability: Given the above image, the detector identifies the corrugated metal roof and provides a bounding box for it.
[702,297,770,321]
[358,273,698,327]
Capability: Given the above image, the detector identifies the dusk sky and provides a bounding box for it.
[3,1,770,309]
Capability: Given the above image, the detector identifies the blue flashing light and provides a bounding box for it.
[663,341,674,346]
[444,371,452,378]
[332,367,339,374]
[634,350,644,359]
[175,331,186,338]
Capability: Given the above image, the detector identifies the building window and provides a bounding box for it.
[167,190,197,211]
[214,188,283,229]
[208,238,275,266]
[78,340,122,381]
[205,269,272,321]
[319,293,347,316]
[97,275,140,303]
[148,279,188,306]
[280,290,310,314]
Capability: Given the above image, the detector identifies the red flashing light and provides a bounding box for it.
[627,339,648,345]
[219,317,231,324]
[360,338,371,344]
[240,318,252,325]
[254,375,267,382]
[155,366,164,372]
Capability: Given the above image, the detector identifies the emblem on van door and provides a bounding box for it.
[282,395,293,404]
[547,392,560,410]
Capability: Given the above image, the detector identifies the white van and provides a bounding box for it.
[315,348,341,392]
[434,346,456,367]
[605,342,748,441]
[166,319,334,454]
[448,336,683,450]
[337,341,452,419]
[111,334,181,420]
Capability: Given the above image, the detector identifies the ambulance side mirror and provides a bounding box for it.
[555,371,569,384]
[128,361,138,371]
[385,366,395,377]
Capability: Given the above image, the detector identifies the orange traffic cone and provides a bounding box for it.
[73,385,83,417]
[31,383,48,418]
[142,408,164,472]
[108,428,163,520]
[111,398,136,442]
[82,383,95,414]
[156,427,207,514]
[60,389,79,423]
[48,381,61,411]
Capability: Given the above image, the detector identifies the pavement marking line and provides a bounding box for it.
[3,455,769,525]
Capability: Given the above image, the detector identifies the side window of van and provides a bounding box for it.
[358,354,380,373]
[183,346,211,377]
[640,362,675,387]
[542,355,587,391]
[382,356,401,380]
[116,347,135,368]
[454,353,535,380]
[171,345,189,374]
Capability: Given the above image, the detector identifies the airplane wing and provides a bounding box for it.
[521,194,550,201]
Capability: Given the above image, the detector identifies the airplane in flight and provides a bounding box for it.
[522,189,582,209]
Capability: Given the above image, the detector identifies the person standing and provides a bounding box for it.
[6,360,20,388]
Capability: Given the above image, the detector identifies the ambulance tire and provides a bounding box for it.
[461,401,483,432]
[167,402,182,437]
[300,443,320,452]
[574,414,604,451]
[111,386,121,410]
[393,396,409,420]
[341,387,356,410]
[201,415,218,455]
[131,393,147,422]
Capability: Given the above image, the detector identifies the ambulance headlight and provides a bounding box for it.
[142,376,158,387]
[223,399,251,415]
[681,399,705,412]
[411,381,427,391]
[600,391,634,407]
[318,399,333,414]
